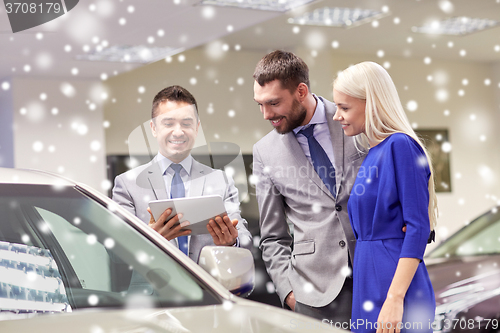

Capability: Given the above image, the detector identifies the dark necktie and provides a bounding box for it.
[170,163,188,255]
[299,124,336,197]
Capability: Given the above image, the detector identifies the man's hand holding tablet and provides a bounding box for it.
[147,195,239,246]
[207,215,239,246]
[147,206,191,241]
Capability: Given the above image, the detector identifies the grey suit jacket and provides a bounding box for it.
[112,155,252,263]
[253,96,367,307]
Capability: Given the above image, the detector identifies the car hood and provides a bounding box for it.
[425,256,500,316]
[0,168,74,186]
[0,300,343,333]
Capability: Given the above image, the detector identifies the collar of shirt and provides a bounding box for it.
[156,153,193,176]
[292,94,335,166]
[292,94,326,135]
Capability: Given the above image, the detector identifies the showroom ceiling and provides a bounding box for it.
[1,0,499,82]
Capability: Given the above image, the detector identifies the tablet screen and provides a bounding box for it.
[148,195,226,235]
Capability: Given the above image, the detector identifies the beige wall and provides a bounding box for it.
[492,63,500,185]
[10,77,108,193]
[103,46,500,245]
[103,48,266,155]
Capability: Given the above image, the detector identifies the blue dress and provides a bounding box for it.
[348,133,435,333]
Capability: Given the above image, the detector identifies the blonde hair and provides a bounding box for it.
[333,61,438,230]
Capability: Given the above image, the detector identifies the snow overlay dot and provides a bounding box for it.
[32,141,44,152]
[90,141,101,151]
[406,100,418,112]
[363,301,374,312]
[87,234,97,245]
[88,295,99,306]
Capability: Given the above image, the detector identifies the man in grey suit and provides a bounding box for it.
[252,51,366,325]
[113,85,252,263]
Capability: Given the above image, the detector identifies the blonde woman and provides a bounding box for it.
[333,62,436,333]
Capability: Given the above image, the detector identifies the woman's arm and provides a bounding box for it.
[377,134,433,333]
[376,257,420,333]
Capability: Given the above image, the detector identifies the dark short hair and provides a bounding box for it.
[253,50,310,93]
[151,85,198,120]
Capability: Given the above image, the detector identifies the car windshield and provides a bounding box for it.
[428,206,500,258]
[0,183,220,317]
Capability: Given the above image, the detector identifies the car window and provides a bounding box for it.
[0,184,220,317]
[428,207,500,258]
[36,208,112,292]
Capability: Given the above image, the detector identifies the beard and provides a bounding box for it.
[275,98,307,134]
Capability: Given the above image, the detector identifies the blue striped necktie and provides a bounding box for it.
[170,163,188,255]
[299,124,336,197]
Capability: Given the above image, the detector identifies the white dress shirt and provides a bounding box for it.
[156,153,193,197]
[293,94,335,167]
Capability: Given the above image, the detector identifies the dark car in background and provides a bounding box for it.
[426,206,500,333]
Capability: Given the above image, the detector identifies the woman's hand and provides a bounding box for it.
[376,295,404,333]
[376,257,420,333]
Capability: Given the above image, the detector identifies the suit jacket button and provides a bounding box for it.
[335,205,342,211]
[339,240,346,248]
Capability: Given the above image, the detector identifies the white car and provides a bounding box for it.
[0,168,341,332]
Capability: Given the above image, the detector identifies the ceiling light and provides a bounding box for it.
[199,0,315,12]
[75,45,184,64]
[412,17,499,35]
[287,7,389,28]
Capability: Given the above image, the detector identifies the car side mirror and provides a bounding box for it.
[198,246,255,297]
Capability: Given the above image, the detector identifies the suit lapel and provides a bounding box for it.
[323,97,344,198]
[281,132,334,200]
[144,157,208,199]
[189,159,206,197]
[145,157,168,200]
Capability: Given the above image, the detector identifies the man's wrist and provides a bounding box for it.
[285,291,294,304]
[285,291,296,310]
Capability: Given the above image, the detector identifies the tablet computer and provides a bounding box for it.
[148,195,226,235]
